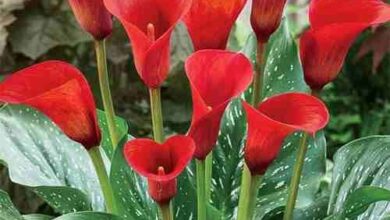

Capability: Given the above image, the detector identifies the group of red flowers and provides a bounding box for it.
[0,0,390,219]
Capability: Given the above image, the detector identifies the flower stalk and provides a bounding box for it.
[205,152,213,201]
[237,174,262,220]
[88,147,118,214]
[251,42,266,106]
[149,88,165,143]
[95,40,120,149]
[283,133,309,220]
[196,159,207,220]
[159,203,173,220]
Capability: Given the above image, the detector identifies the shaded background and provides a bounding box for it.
[1,0,390,215]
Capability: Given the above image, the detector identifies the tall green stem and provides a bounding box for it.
[237,174,262,220]
[159,203,173,220]
[283,133,309,220]
[89,147,117,214]
[196,159,206,220]
[251,42,266,106]
[95,40,119,149]
[149,88,164,143]
[205,152,213,201]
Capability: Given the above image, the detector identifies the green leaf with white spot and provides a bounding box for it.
[261,19,309,97]
[54,212,123,220]
[0,105,104,214]
[0,189,23,220]
[97,110,129,159]
[328,136,390,219]
[173,163,197,219]
[339,186,390,219]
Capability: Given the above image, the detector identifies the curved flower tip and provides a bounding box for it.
[103,0,191,88]
[124,135,195,204]
[0,61,101,149]
[185,50,254,160]
[243,93,329,175]
[310,0,390,29]
[250,0,287,43]
[184,0,246,50]
[300,24,367,90]
[68,0,113,40]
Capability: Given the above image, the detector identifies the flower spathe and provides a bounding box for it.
[243,93,329,175]
[250,0,287,43]
[300,0,390,90]
[185,50,253,160]
[124,135,195,204]
[103,0,191,88]
[0,61,101,149]
[184,0,246,50]
[68,0,113,40]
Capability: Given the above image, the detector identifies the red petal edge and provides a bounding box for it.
[124,135,195,182]
[243,92,329,175]
[103,0,192,88]
[185,50,253,159]
[184,0,247,50]
[0,61,101,149]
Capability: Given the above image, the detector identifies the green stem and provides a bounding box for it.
[283,133,309,220]
[159,203,173,220]
[149,88,165,143]
[251,42,266,106]
[237,174,262,220]
[205,152,213,201]
[196,159,206,220]
[88,147,118,214]
[95,40,120,150]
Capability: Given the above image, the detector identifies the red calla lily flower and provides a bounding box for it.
[184,0,247,50]
[0,61,101,149]
[250,0,287,43]
[68,0,113,40]
[243,93,329,175]
[103,0,191,88]
[300,0,390,90]
[124,136,195,204]
[309,0,390,28]
[185,50,253,160]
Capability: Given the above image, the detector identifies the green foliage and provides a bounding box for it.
[328,136,390,219]
[0,105,104,213]
[0,189,23,220]
[8,1,90,59]
[97,110,129,159]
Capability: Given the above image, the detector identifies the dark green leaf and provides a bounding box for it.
[97,110,129,159]
[54,212,122,220]
[172,164,197,219]
[0,189,22,220]
[8,6,90,59]
[328,136,390,219]
[340,186,390,219]
[0,105,104,213]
